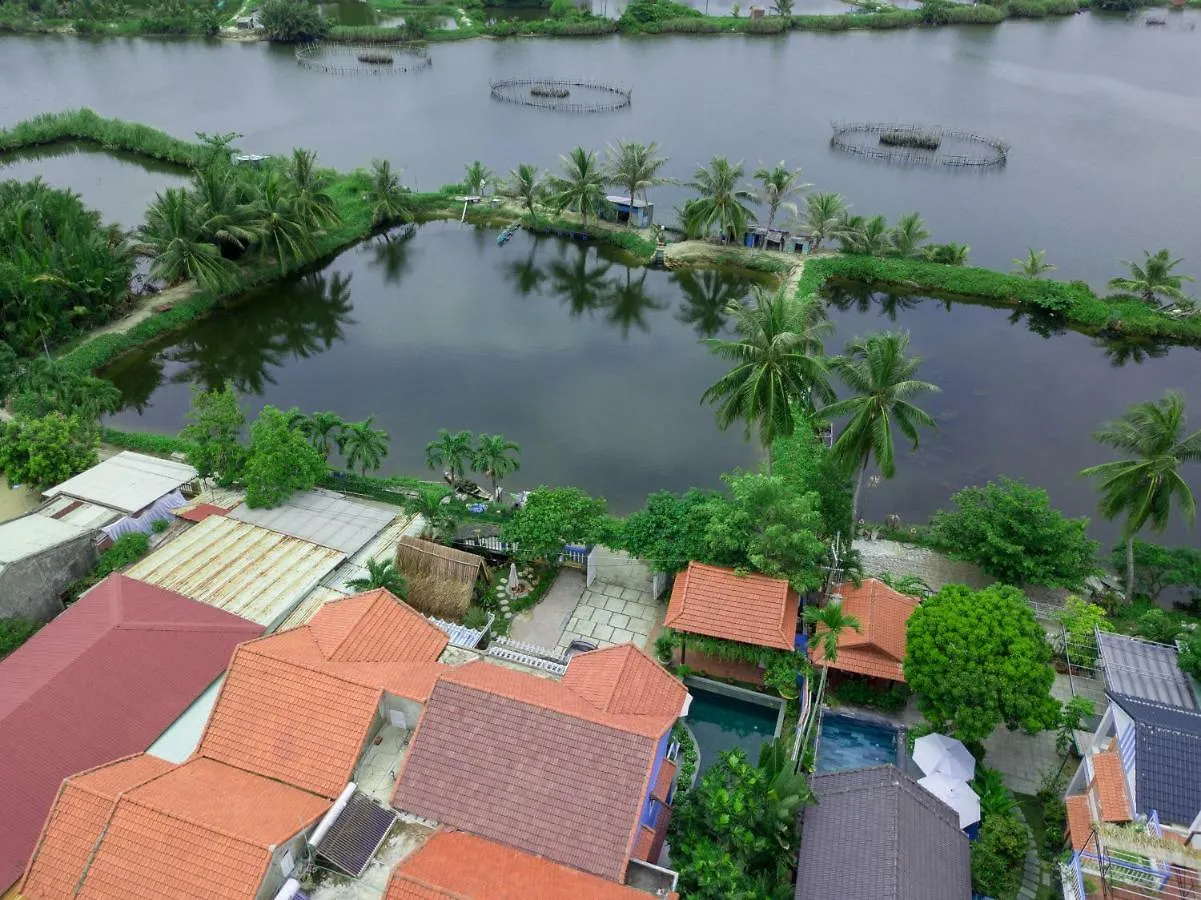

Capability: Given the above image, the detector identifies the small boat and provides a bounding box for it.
[497,223,520,245]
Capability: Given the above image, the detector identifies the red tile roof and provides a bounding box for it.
[385,831,658,900]
[1092,751,1132,822]
[198,589,447,799]
[632,825,655,861]
[176,503,228,523]
[0,575,260,894]
[652,759,677,802]
[561,644,688,720]
[665,562,798,650]
[809,579,920,682]
[1065,795,1093,851]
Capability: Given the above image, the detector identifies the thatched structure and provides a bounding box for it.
[395,536,490,620]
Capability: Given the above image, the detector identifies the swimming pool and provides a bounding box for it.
[816,711,902,773]
[685,681,784,777]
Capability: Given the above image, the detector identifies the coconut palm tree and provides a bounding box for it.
[253,172,313,271]
[605,140,670,226]
[287,148,340,229]
[140,188,235,290]
[1012,248,1055,279]
[701,285,834,474]
[923,242,971,266]
[1080,392,1201,602]
[345,558,409,598]
[822,331,940,521]
[472,433,521,498]
[409,489,460,542]
[547,147,607,228]
[1108,249,1194,307]
[295,411,345,459]
[73,376,122,425]
[463,160,494,196]
[337,415,390,475]
[503,163,545,223]
[688,156,755,243]
[367,159,412,227]
[803,192,848,251]
[425,429,475,488]
[191,166,259,255]
[750,162,810,230]
[803,602,863,664]
[770,0,794,14]
[889,212,929,259]
[839,214,893,256]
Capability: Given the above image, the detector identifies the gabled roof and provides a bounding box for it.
[0,513,91,565]
[1108,694,1201,824]
[385,831,658,900]
[810,579,920,682]
[197,590,447,798]
[43,450,196,515]
[1091,751,1131,822]
[229,488,396,555]
[1097,631,1199,711]
[561,644,688,720]
[665,562,797,650]
[795,765,970,900]
[394,536,490,584]
[0,575,259,893]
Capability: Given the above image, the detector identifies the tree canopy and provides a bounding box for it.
[0,413,98,490]
[501,486,611,561]
[904,583,1060,742]
[257,0,329,41]
[243,405,327,508]
[621,488,722,575]
[180,382,246,486]
[1113,540,1201,603]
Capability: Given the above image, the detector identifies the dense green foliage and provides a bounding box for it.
[243,406,327,508]
[827,677,910,712]
[971,814,1029,897]
[65,531,152,602]
[905,584,1060,742]
[502,486,610,561]
[771,414,853,539]
[929,478,1099,586]
[622,489,723,574]
[6,357,121,423]
[180,383,246,485]
[258,0,329,40]
[338,415,390,475]
[1055,596,1111,667]
[618,0,700,29]
[1112,540,1201,603]
[0,618,40,657]
[1178,631,1201,681]
[0,413,97,489]
[345,558,409,597]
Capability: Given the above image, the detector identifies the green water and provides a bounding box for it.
[687,687,779,776]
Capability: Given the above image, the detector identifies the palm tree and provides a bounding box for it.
[1013,247,1055,279]
[605,140,671,227]
[1080,392,1201,602]
[472,433,521,498]
[426,429,474,488]
[803,601,863,664]
[503,163,545,223]
[74,376,122,425]
[368,159,412,227]
[750,162,809,230]
[338,416,390,475]
[254,172,313,271]
[770,0,794,13]
[822,331,940,521]
[140,188,234,290]
[840,214,893,256]
[688,156,755,243]
[701,285,834,474]
[803,192,848,251]
[463,160,494,196]
[922,242,971,266]
[191,165,258,255]
[287,148,340,229]
[345,558,409,598]
[296,411,345,459]
[1108,249,1194,307]
[547,147,607,228]
[889,212,929,259]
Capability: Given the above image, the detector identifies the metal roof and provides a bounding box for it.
[1097,631,1199,711]
[0,513,91,565]
[126,515,345,628]
[36,495,123,530]
[43,451,197,515]
[229,489,396,555]
[1109,694,1201,824]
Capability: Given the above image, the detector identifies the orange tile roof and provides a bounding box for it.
[665,562,798,650]
[21,755,173,900]
[809,579,920,682]
[632,825,655,861]
[1092,751,1132,822]
[307,589,448,662]
[385,831,659,900]
[652,759,677,802]
[561,644,688,720]
[1065,795,1093,851]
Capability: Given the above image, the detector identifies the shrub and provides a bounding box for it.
[1178,631,1201,681]
[0,414,98,490]
[1056,596,1111,667]
[463,605,490,630]
[971,814,1029,897]
[0,618,40,657]
[258,0,329,41]
[101,428,196,457]
[618,0,701,30]
[1135,608,1183,644]
[96,532,151,577]
[827,678,910,712]
[152,518,171,534]
[945,2,1005,20]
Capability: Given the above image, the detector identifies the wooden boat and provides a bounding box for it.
[497,223,520,245]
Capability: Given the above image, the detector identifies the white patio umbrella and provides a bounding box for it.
[912,733,976,781]
[917,774,981,829]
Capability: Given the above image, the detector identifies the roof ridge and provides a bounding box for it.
[115,620,260,634]
[241,641,392,694]
[328,589,382,659]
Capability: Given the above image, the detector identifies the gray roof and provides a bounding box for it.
[795,765,971,900]
[1108,694,1201,825]
[43,451,196,515]
[229,489,396,555]
[0,514,92,565]
[1096,631,1199,711]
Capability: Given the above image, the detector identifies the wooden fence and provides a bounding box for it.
[830,121,1009,167]
[489,77,632,113]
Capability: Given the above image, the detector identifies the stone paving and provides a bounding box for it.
[557,580,661,653]
[506,568,586,648]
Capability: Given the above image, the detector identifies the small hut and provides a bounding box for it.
[394,536,490,621]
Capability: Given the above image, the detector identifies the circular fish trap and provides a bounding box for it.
[489,76,632,113]
[295,42,432,75]
[830,122,1008,168]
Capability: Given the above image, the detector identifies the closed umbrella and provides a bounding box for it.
[912,733,976,781]
[917,774,981,829]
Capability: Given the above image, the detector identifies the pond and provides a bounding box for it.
[685,682,784,776]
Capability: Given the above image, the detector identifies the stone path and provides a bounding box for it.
[506,568,585,649]
[558,580,660,653]
[1014,804,1053,900]
[982,725,1065,796]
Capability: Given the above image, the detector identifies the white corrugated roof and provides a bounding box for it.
[228,489,396,555]
[0,514,92,563]
[36,496,123,530]
[43,451,197,514]
[126,515,344,627]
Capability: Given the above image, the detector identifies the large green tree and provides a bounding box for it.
[425,429,474,489]
[749,162,809,230]
[1080,391,1201,602]
[257,0,329,40]
[501,486,609,561]
[140,187,234,290]
[702,286,833,474]
[687,156,755,242]
[604,140,670,225]
[243,405,327,508]
[904,583,1060,742]
[621,488,723,574]
[1107,248,1194,306]
[823,330,940,522]
[547,147,607,228]
[338,416,390,475]
[930,478,1099,587]
[0,413,98,490]
[471,433,521,498]
[179,382,246,486]
[1113,540,1201,603]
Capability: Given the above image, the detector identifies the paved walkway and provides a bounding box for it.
[558,579,660,653]
[506,568,585,648]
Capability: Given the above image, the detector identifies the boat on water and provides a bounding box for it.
[497,223,520,245]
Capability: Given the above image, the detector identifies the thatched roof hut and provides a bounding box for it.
[395,536,490,620]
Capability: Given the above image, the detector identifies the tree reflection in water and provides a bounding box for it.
[367,225,416,285]
[1095,333,1173,368]
[670,268,744,338]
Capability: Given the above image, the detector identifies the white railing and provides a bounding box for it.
[486,646,568,675]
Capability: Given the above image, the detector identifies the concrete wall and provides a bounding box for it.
[256,829,311,900]
[0,535,95,621]
[379,694,424,729]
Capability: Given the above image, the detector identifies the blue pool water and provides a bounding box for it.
[687,687,780,777]
[816,712,901,773]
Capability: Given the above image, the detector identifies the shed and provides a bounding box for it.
[394,536,490,620]
[603,195,654,229]
[229,488,397,555]
[0,514,95,621]
[43,450,196,515]
[810,579,920,682]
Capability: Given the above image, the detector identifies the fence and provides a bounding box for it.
[489,76,632,113]
[830,121,1009,167]
[295,43,433,76]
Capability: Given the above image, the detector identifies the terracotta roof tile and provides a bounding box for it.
[392,672,661,882]
[561,644,687,720]
[665,562,797,650]
[1092,751,1132,822]
[385,831,656,900]
[809,579,920,682]
[652,759,677,802]
[632,825,655,861]
[1065,795,1093,851]
[309,589,448,662]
